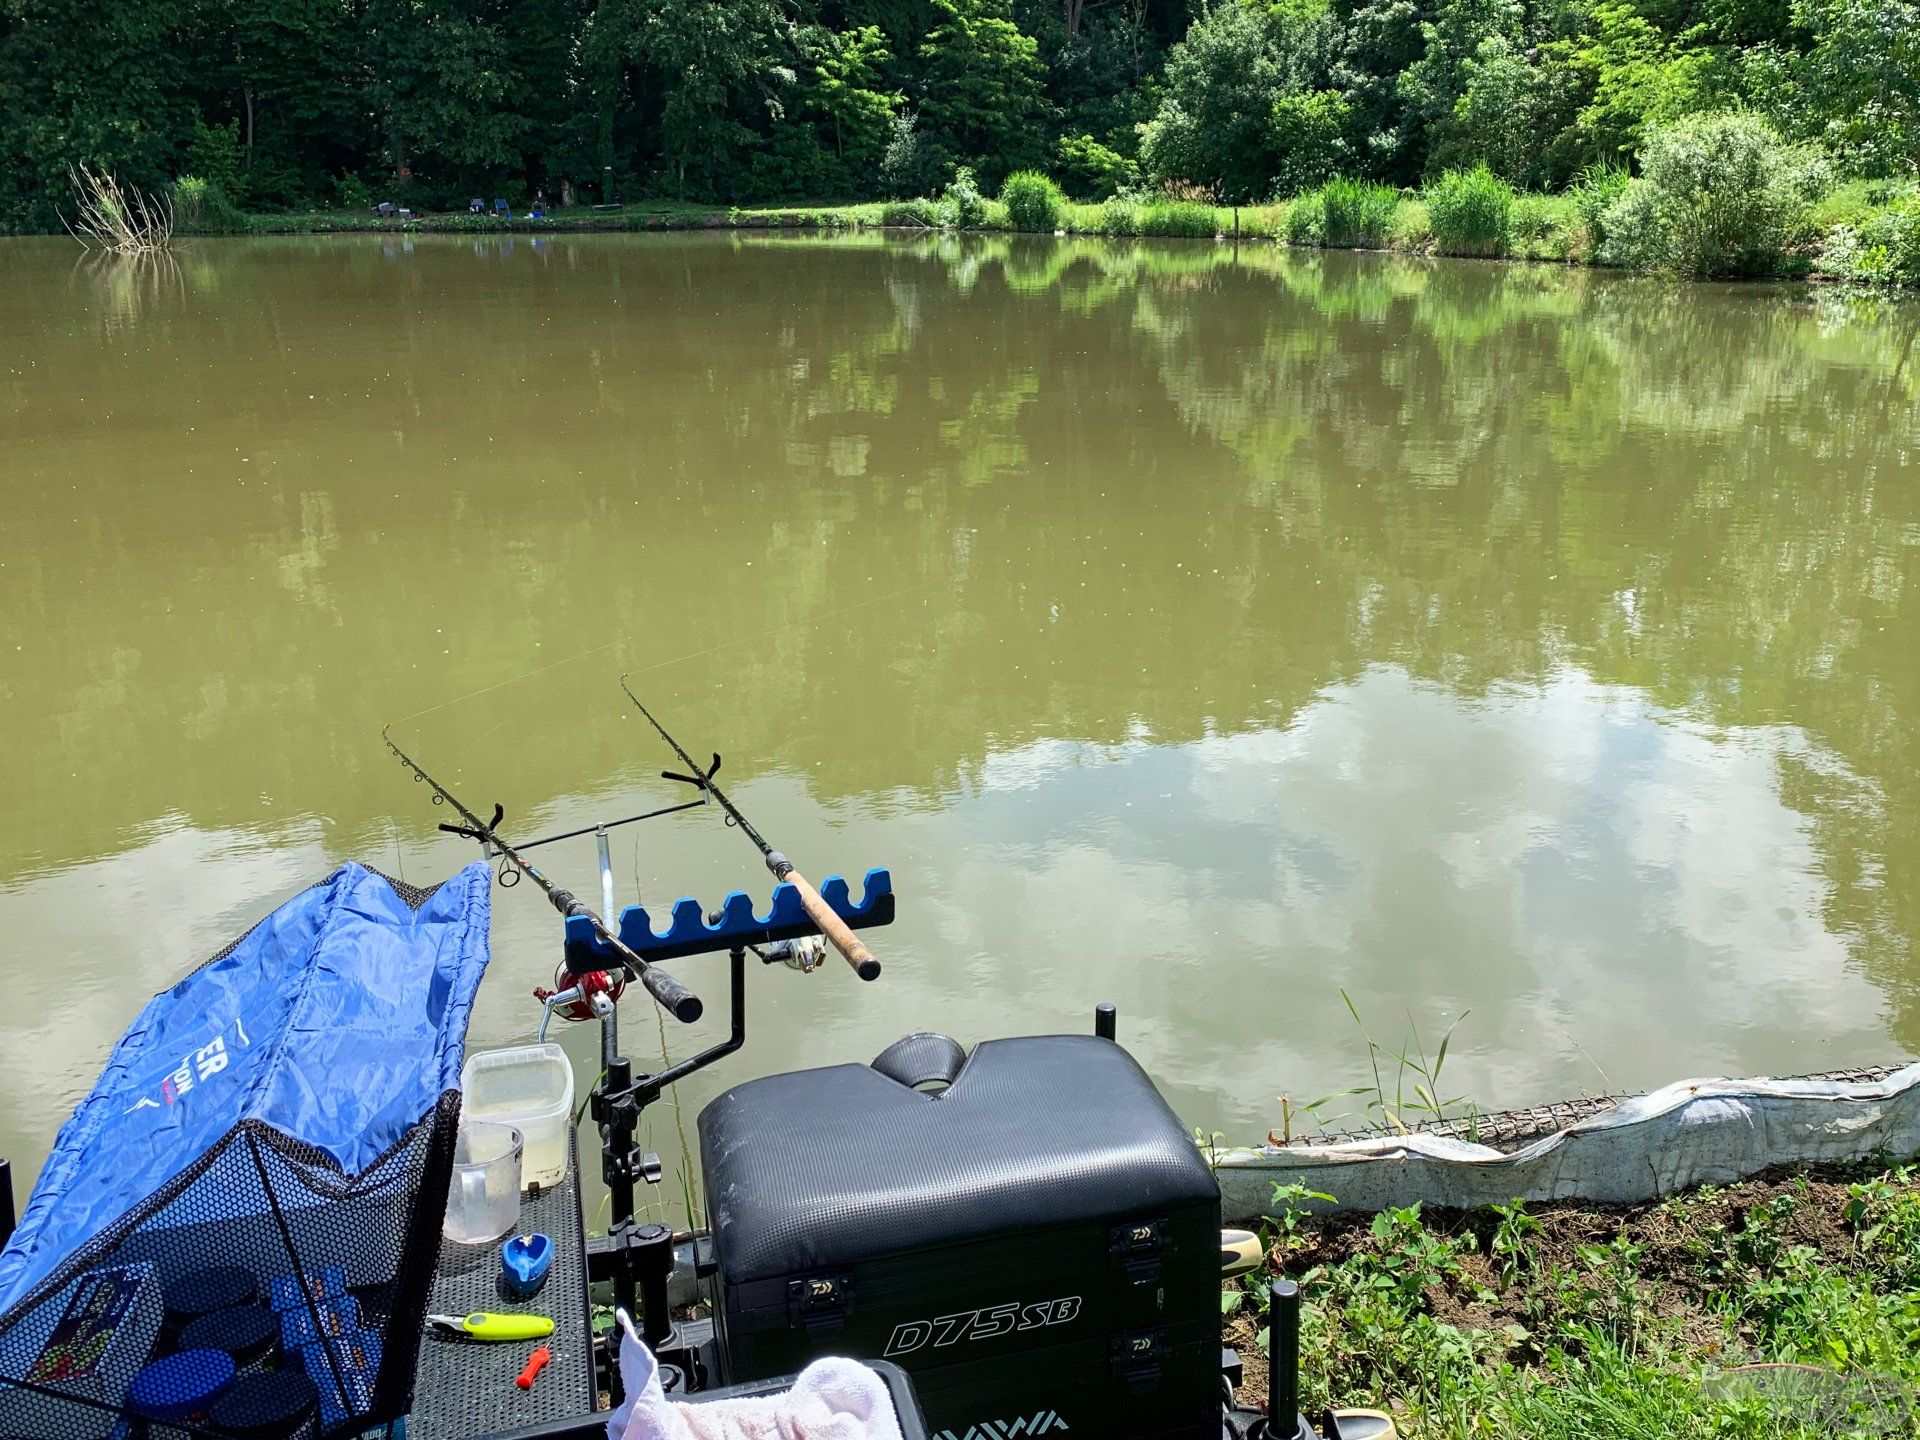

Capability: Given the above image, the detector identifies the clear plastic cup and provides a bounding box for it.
[443,1122,523,1245]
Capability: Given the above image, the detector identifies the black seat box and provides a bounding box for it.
[698,1034,1221,1440]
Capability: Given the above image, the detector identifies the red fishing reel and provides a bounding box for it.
[533,962,625,1020]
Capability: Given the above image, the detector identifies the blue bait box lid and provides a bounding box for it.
[128,1348,236,1420]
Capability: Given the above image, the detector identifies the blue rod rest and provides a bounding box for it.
[564,868,894,969]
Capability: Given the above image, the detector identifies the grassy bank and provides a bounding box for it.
[1227,1161,1920,1437]
[203,171,1920,290]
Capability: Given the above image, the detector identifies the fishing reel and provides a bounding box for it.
[758,934,828,973]
[535,962,626,1024]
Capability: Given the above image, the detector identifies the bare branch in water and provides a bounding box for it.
[64,164,174,253]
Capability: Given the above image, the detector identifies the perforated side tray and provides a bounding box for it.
[408,1133,595,1439]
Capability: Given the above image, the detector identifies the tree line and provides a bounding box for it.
[0,0,1913,228]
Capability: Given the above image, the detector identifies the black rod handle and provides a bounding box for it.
[637,963,703,1024]
[1095,1003,1117,1041]
[0,1159,13,1249]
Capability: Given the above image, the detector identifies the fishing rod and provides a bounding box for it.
[381,725,704,1024]
[619,680,882,981]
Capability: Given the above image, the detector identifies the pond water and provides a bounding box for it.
[3,232,1917,1200]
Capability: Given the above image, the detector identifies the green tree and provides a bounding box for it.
[1026,0,1163,167]
[1056,129,1139,195]
[622,0,793,196]
[362,0,529,191]
[1269,88,1352,193]
[804,24,903,177]
[1705,0,1794,43]
[192,0,368,206]
[1548,0,1718,165]
[0,0,194,227]
[1139,0,1338,201]
[915,0,1048,183]
[1453,27,1590,186]
[1329,0,1427,180]
[500,0,595,190]
[1788,0,1920,177]
[182,114,247,198]
[1399,0,1522,174]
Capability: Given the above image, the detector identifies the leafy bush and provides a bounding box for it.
[879,198,940,227]
[169,175,247,233]
[1807,178,1886,235]
[1568,162,1631,258]
[999,170,1065,231]
[1055,134,1138,200]
[1283,192,1324,245]
[1388,198,1432,249]
[1267,90,1352,198]
[1137,2,1298,204]
[1599,113,1820,277]
[1425,164,1513,257]
[1820,195,1920,286]
[936,166,987,229]
[1097,197,1142,235]
[1139,200,1217,237]
[182,115,246,202]
[332,173,373,212]
[1288,178,1398,247]
[880,110,942,199]
[1508,193,1576,260]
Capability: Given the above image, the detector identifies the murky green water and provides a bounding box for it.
[3,232,1917,1194]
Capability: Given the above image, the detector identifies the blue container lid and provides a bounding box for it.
[163,1267,257,1325]
[179,1304,281,1367]
[129,1348,237,1420]
[209,1370,320,1438]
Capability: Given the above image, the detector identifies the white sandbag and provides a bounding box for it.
[1215,1062,1920,1222]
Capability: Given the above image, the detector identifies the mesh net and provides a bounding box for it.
[0,871,463,1439]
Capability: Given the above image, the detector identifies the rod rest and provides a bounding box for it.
[565,869,893,970]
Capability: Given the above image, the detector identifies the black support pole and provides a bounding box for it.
[1269,1279,1304,1439]
[1095,1003,1117,1041]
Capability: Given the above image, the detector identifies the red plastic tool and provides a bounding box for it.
[515,1346,552,1390]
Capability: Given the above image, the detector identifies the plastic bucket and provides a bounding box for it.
[459,1045,574,1190]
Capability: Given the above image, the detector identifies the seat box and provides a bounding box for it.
[698,1034,1221,1440]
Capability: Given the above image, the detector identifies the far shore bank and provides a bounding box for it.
[59,190,1887,291]
[14,183,1918,292]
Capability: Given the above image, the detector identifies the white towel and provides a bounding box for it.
[606,1309,906,1440]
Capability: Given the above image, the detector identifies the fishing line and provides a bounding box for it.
[382,726,705,1023]
[402,569,952,754]
[388,634,628,728]
[620,685,883,981]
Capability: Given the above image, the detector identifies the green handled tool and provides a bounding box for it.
[427,1312,555,1342]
